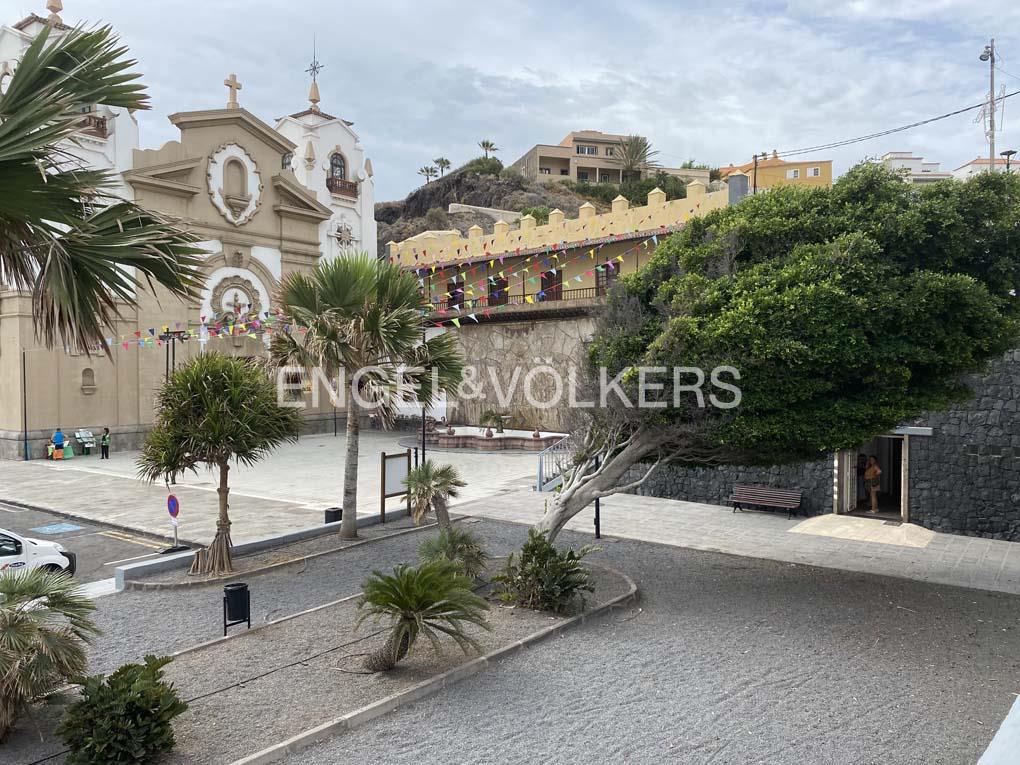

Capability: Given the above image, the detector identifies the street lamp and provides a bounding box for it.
[1001,149,1017,173]
[980,40,997,172]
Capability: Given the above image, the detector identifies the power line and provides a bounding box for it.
[774,89,1020,158]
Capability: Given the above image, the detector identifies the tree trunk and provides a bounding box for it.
[192,461,233,575]
[535,429,661,542]
[340,396,360,540]
[433,496,452,531]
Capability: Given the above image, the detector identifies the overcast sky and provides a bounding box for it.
[6,0,1020,200]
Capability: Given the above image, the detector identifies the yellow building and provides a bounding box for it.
[719,150,832,192]
[387,177,748,429]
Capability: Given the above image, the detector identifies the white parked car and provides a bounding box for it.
[0,528,76,575]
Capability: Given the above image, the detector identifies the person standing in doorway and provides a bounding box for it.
[100,428,110,460]
[864,455,882,514]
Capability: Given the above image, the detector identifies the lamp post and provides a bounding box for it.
[159,329,189,381]
[1001,149,1017,173]
[980,40,996,173]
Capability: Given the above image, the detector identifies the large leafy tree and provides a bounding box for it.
[537,165,1020,539]
[0,25,202,353]
[0,569,98,742]
[137,354,301,574]
[271,253,464,540]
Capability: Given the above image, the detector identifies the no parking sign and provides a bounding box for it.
[167,494,180,527]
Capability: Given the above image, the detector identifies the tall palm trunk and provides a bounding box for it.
[192,460,233,574]
[340,396,360,539]
[433,496,452,531]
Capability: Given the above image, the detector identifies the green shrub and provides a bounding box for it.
[424,206,449,229]
[58,655,187,764]
[460,156,503,175]
[494,529,598,614]
[519,206,550,225]
[357,559,491,672]
[499,166,522,181]
[419,526,490,579]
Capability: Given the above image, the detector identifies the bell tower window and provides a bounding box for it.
[330,153,346,180]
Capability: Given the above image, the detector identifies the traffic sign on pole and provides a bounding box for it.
[167,494,180,518]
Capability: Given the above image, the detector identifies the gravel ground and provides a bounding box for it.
[5,519,1020,765]
[284,526,1020,765]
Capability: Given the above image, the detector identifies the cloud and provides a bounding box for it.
[14,0,1020,198]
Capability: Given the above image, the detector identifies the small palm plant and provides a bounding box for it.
[137,354,301,574]
[418,165,438,184]
[419,527,490,580]
[356,560,491,672]
[405,460,465,531]
[0,569,99,742]
[478,139,498,158]
[434,157,451,177]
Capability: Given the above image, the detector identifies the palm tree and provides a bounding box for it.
[418,165,438,184]
[405,460,465,531]
[271,253,464,540]
[0,569,99,742]
[611,135,661,183]
[137,354,302,574]
[434,157,451,177]
[0,25,202,354]
[419,526,490,580]
[478,140,498,159]
[356,559,490,672]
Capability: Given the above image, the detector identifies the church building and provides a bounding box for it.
[0,2,377,458]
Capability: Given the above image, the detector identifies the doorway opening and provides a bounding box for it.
[834,435,908,522]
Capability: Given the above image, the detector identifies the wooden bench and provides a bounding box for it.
[730,485,803,519]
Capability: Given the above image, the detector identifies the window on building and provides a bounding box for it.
[539,167,551,174]
[560,169,569,175]
[575,145,597,156]
[447,280,465,310]
[282,152,293,170]
[596,262,618,296]
[599,172,615,183]
[605,147,614,157]
[330,153,346,180]
[489,276,508,307]
[577,171,590,182]
[539,269,563,301]
[808,167,820,177]
[786,168,800,179]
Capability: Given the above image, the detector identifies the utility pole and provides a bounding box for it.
[980,40,996,172]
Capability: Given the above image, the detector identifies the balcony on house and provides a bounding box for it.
[326,176,359,198]
[431,286,600,320]
[79,113,108,139]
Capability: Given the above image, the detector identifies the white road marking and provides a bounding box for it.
[0,504,26,513]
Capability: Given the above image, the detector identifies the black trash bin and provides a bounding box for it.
[325,507,342,524]
[223,582,249,623]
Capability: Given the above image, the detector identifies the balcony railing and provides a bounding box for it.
[434,286,599,313]
[79,114,108,138]
[326,176,359,198]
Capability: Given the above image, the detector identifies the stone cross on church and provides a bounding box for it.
[224,73,242,109]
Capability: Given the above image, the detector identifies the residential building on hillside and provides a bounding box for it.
[388,176,750,431]
[879,152,953,184]
[510,130,710,186]
[953,156,1016,179]
[719,151,832,191]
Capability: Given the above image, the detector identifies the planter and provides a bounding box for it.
[532,428,541,439]
[484,428,494,438]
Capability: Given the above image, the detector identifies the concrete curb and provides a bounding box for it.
[120,511,426,591]
[228,563,639,765]
[979,693,1020,765]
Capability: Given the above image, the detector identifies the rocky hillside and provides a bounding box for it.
[375,164,605,257]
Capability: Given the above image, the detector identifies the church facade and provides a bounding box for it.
[0,3,377,459]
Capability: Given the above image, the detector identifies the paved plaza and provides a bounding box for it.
[0,431,536,545]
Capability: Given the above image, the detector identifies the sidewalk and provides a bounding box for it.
[454,490,1020,596]
[0,432,536,545]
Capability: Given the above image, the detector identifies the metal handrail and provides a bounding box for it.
[436,287,599,313]
[536,434,577,492]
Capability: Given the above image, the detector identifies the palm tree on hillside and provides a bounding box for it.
[0,25,202,354]
[478,140,498,159]
[611,135,661,183]
[137,354,302,574]
[418,165,438,184]
[434,157,451,177]
[271,253,465,540]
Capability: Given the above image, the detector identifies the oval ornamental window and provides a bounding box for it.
[330,153,346,180]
